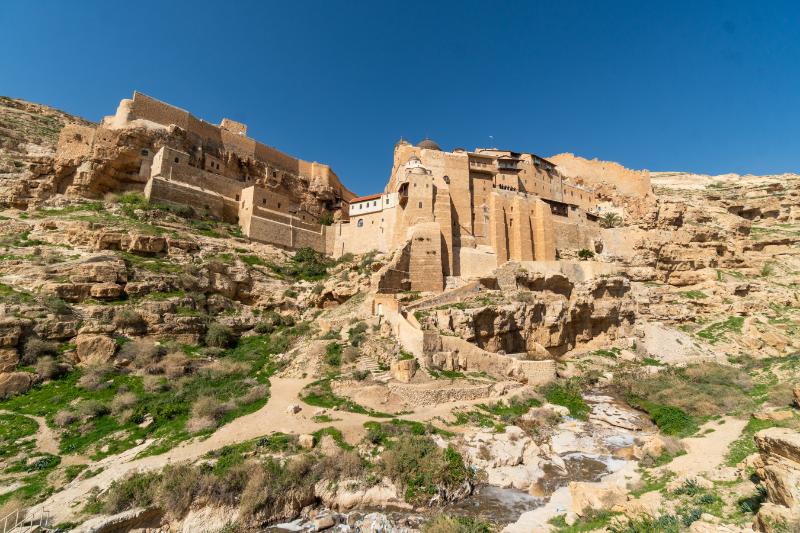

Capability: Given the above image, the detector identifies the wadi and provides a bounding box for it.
[0,93,799,533]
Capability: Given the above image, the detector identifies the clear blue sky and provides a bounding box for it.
[2,1,799,195]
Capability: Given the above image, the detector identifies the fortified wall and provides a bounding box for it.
[56,92,354,253]
[55,93,621,292]
[339,139,605,292]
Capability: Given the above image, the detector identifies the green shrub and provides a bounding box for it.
[578,249,595,260]
[348,322,368,347]
[543,379,589,419]
[205,323,236,348]
[103,471,161,513]
[423,515,493,533]
[319,212,334,226]
[324,343,343,366]
[379,435,472,504]
[116,192,149,217]
[270,247,332,281]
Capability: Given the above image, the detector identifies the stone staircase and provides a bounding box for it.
[356,356,392,383]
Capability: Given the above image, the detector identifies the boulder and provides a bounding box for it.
[567,481,628,522]
[390,358,417,383]
[128,235,167,254]
[299,434,315,449]
[75,334,117,364]
[793,385,800,408]
[69,260,127,284]
[89,283,123,300]
[0,371,34,397]
[286,404,302,414]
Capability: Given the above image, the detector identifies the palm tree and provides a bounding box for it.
[599,212,622,228]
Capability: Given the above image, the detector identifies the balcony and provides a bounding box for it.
[469,159,495,174]
[497,160,520,171]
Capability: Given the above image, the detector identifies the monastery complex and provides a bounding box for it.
[56,92,630,291]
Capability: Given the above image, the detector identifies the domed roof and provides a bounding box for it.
[417,138,441,151]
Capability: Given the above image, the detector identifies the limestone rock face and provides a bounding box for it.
[754,428,800,532]
[461,426,542,490]
[75,334,117,365]
[0,348,19,373]
[422,272,635,356]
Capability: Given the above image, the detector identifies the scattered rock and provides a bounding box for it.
[75,334,117,364]
[299,434,315,449]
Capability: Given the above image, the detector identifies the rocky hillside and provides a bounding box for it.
[0,97,93,208]
[0,99,798,533]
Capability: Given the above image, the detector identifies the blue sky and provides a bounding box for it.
[2,1,799,195]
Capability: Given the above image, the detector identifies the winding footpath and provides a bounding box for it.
[29,377,493,524]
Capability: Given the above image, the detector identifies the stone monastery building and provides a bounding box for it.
[57,93,601,292]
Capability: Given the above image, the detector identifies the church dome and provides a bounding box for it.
[417,138,441,151]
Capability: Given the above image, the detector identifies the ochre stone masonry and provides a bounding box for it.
[56,93,606,291]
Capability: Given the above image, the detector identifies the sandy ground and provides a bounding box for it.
[655,416,747,477]
[29,377,503,524]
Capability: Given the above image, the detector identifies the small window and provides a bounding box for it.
[141,149,149,156]
[174,157,179,163]
[373,201,377,207]
[262,199,267,205]
[418,202,422,208]
[443,175,450,184]
[277,202,281,208]
[235,194,240,201]
[273,171,277,178]
[357,219,364,227]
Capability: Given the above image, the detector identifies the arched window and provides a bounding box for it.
[418,202,422,209]
[357,219,364,227]
[443,175,450,184]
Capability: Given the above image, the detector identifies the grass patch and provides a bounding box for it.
[300,379,393,418]
[542,379,589,420]
[696,316,744,344]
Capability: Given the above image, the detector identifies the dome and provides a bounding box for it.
[417,138,441,151]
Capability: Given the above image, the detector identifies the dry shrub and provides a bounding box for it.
[186,416,216,433]
[23,337,59,364]
[188,396,231,431]
[191,396,228,420]
[113,308,146,331]
[77,399,110,419]
[54,409,77,427]
[35,356,65,380]
[120,338,162,368]
[77,363,114,391]
[314,450,365,480]
[156,464,204,519]
[143,375,169,393]
[198,359,249,379]
[161,352,189,379]
[111,391,139,419]
[237,384,269,406]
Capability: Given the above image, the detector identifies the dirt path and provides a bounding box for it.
[655,416,747,477]
[30,377,494,523]
[0,410,86,465]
